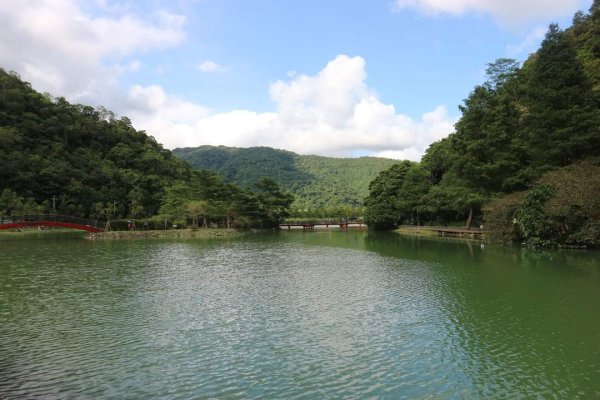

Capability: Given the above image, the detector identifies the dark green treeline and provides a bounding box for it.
[365,2,600,247]
[0,69,292,229]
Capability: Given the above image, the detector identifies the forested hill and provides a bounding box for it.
[0,67,192,218]
[173,146,397,210]
[364,2,600,247]
[0,69,295,229]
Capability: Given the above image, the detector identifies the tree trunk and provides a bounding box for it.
[465,206,473,229]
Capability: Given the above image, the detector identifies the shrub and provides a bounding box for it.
[485,161,600,247]
[484,191,526,242]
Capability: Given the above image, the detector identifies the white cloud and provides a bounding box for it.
[125,84,211,148]
[372,149,424,161]
[130,55,456,159]
[111,60,143,74]
[0,1,455,160]
[0,0,185,104]
[393,0,587,24]
[198,60,226,73]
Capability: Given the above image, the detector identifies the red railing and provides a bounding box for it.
[0,214,104,233]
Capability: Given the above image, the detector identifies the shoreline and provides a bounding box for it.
[394,226,487,242]
[85,228,244,240]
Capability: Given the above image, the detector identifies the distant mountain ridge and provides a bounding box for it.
[173,145,398,210]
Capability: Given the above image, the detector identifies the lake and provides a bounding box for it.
[1,230,599,399]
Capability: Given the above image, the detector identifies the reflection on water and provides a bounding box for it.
[1,231,599,398]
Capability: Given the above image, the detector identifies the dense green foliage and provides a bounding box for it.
[364,161,417,230]
[364,3,600,247]
[0,68,191,219]
[0,68,293,228]
[173,146,397,214]
[4,1,599,239]
[486,162,600,247]
[160,172,294,229]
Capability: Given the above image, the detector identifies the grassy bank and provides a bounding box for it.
[0,228,81,237]
[85,228,244,240]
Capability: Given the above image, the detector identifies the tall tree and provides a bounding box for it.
[524,23,599,172]
[363,161,414,230]
[254,178,294,228]
[396,164,431,226]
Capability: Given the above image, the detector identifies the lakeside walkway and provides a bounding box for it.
[398,225,486,239]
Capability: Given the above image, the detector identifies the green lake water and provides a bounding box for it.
[1,230,599,399]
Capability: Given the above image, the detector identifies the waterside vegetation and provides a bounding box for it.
[1,3,599,246]
[86,228,243,240]
[364,3,600,248]
[0,68,293,230]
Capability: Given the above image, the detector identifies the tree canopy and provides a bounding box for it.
[0,68,294,229]
[173,145,397,213]
[364,5,600,247]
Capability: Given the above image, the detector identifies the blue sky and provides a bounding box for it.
[0,0,592,159]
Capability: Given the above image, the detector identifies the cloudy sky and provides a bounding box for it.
[0,0,592,160]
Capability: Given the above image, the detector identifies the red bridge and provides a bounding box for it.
[0,215,104,233]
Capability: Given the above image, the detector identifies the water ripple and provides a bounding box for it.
[1,233,600,398]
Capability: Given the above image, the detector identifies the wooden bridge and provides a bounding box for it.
[0,215,104,233]
[279,221,365,230]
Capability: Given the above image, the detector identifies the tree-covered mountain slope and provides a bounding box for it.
[173,146,397,210]
[363,2,600,247]
[0,69,295,229]
[0,67,192,218]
